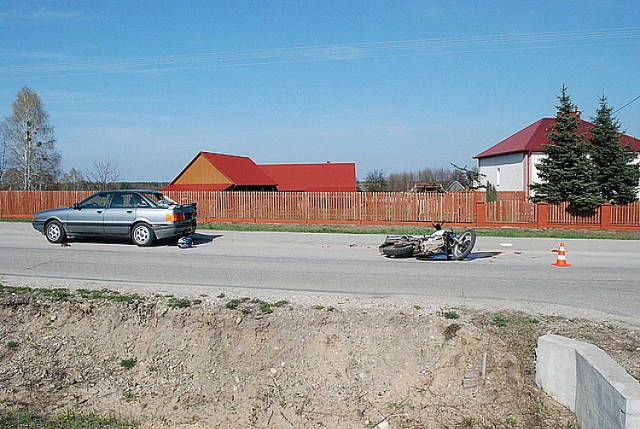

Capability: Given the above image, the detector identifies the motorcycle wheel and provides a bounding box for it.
[381,244,415,258]
[451,229,476,260]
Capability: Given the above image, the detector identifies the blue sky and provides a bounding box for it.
[1,1,639,181]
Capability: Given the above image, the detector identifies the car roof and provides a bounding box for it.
[99,190,161,194]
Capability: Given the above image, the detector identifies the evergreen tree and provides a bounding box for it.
[485,182,498,202]
[588,95,640,204]
[531,86,603,212]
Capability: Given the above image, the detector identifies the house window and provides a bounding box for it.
[496,168,501,187]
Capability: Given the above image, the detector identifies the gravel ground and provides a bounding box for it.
[1,288,639,429]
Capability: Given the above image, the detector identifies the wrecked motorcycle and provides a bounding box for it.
[379,221,477,261]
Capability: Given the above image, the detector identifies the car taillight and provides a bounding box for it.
[166,213,185,222]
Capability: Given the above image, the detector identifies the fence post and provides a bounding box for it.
[537,202,549,228]
[600,203,612,229]
[476,201,486,227]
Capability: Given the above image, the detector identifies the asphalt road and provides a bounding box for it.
[1,222,639,327]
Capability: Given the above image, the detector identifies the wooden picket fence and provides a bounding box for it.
[1,190,639,229]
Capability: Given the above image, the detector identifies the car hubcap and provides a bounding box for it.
[48,225,60,241]
[134,226,149,243]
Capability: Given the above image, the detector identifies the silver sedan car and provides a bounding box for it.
[32,190,197,246]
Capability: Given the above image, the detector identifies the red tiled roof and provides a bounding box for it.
[199,152,278,186]
[475,118,640,159]
[162,183,232,192]
[259,163,357,192]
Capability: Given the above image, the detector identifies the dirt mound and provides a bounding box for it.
[1,293,639,428]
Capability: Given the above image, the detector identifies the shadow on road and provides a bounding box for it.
[416,251,502,262]
[189,233,222,246]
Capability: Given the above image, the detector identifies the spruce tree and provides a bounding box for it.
[588,95,640,204]
[531,86,603,212]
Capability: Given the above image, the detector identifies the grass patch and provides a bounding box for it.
[165,296,202,309]
[33,287,73,301]
[5,341,19,349]
[199,222,640,240]
[0,285,34,296]
[0,408,137,428]
[0,284,141,305]
[0,284,72,301]
[225,297,289,315]
[166,297,192,309]
[444,311,460,320]
[493,315,510,327]
[475,227,640,240]
[120,358,137,370]
[2,218,639,239]
[76,289,140,304]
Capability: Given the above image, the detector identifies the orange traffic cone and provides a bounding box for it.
[551,242,571,267]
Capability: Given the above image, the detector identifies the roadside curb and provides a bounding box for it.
[536,334,640,429]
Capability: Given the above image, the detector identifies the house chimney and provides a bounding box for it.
[569,106,581,119]
[559,106,581,120]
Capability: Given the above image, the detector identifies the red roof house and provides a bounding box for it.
[162,152,278,192]
[163,152,357,192]
[474,117,640,197]
[259,162,357,192]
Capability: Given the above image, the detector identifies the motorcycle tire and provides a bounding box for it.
[381,244,415,258]
[451,229,476,261]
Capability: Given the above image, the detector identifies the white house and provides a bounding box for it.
[474,117,640,198]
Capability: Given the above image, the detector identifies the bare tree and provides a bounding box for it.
[89,159,121,190]
[1,87,61,190]
[451,163,485,190]
[386,166,467,192]
[364,169,387,192]
[0,136,7,189]
[60,168,87,191]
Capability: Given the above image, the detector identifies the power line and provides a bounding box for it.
[613,95,640,113]
[1,27,640,76]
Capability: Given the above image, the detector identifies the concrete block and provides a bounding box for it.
[535,334,581,411]
[536,334,640,429]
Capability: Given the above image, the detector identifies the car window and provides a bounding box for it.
[130,193,149,207]
[141,192,177,208]
[79,193,110,209]
[110,193,136,208]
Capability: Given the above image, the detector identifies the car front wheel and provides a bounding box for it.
[131,223,155,247]
[45,220,66,244]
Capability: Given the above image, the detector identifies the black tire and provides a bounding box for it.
[452,229,476,260]
[45,220,66,244]
[381,244,415,258]
[131,223,155,247]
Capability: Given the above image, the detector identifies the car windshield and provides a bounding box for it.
[141,192,178,208]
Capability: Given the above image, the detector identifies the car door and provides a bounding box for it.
[103,193,137,236]
[66,192,109,235]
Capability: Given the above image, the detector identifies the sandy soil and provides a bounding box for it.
[1,292,639,429]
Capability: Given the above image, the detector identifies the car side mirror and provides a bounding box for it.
[73,203,81,210]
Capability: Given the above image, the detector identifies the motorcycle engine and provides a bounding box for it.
[420,230,446,254]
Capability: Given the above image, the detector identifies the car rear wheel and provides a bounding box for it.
[131,223,155,247]
[45,220,66,244]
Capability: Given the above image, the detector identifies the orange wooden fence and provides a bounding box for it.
[1,190,639,229]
